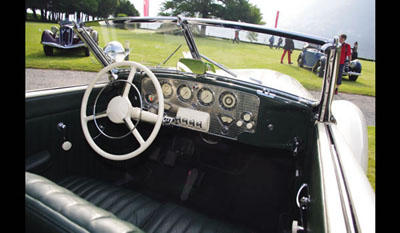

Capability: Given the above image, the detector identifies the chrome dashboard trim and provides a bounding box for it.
[141,77,260,139]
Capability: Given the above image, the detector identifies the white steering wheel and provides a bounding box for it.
[81,61,164,160]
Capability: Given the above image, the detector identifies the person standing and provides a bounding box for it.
[276,37,283,49]
[280,38,294,64]
[233,29,240,44]
[352,41,358,60]
[269,36,275,49]
[335,34,352,94]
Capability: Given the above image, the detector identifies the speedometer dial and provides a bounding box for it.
[161,82,173,98]
[219,91,237,110]
[197,88,214,106]
[177,84,192,102]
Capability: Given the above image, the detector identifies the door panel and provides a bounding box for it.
[25,88,124,182]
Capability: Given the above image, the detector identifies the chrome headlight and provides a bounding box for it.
[51,26,58,35]
[103,41,127,63]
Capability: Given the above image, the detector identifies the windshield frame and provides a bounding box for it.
[79,16,330,68]
[76,16,338,114]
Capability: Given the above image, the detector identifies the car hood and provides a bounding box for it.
[216,69,317,101]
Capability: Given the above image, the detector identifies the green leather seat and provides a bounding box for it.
[26,173,254,233]
[58,176,252,233]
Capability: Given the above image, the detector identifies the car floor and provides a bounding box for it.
[116,128,297,233]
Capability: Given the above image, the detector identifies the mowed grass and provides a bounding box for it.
[367,126,375,191]
[26,22,375,96]
[26,22,103,71]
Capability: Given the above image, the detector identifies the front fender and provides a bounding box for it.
[41,30,57,44]
[331,100,368,173]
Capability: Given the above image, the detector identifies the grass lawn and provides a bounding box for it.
[367,126,375,191]
[25,21,375,96]
[26,22,103,71]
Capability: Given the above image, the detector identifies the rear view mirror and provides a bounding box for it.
[177,58,215,74]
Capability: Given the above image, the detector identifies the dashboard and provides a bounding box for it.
[141,76,260,140]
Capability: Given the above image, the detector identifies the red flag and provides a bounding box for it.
[144,0,149,16]
[274,11,279,28]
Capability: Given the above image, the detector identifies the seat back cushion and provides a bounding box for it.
[57,177,253,233]
[57,176,162,228]
[25,172,144,233]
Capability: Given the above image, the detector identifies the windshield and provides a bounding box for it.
[87,21,190,68]
[83,19,322,101]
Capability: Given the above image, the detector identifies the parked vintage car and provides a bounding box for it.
[297,43,362,81]
[315,56,362,81]
[40,20,98,56]
[297,43,324,69]
[26,17,374,233]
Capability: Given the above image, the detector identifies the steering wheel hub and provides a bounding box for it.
[106,96,131,124]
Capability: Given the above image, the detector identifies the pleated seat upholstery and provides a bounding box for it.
[26,173,253,233]
[57,176,252,233]
[25,172,143,233]
[58,176,161,228]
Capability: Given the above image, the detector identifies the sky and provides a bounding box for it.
[130,0,375,59]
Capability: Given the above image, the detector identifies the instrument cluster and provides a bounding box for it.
[141,77,260,139]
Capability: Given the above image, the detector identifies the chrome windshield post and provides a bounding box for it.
[72,21,112,67]
[318,37,341,122]
[177,17,201,60]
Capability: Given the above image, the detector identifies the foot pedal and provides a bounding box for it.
[180,168,199,201]
[148,146,161,161]
[163,150,178,166]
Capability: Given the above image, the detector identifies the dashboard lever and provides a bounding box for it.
[180,168,199,201]
[57,122,72,151]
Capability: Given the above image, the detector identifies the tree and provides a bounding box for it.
[160,0,220,18]
[81,0,99,20]
[160,0,264,25]
[113,0,139,17]
[26,0,42,20]
[219,0,265,25]
[96,0,119,18]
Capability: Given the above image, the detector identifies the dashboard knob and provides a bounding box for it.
[242,112,253,122]
[236,120,243,127]
[221,125,229,134]
[246,122,253,129]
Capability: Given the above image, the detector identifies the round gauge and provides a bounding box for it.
[145,93,156,103]
[197,88,214,106]
[219,91,237,110]
[161,82,173,98]
[177,84,192,102]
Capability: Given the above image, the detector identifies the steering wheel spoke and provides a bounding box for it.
[131,107,158,124]
[124,118,145,146]
[84,111,108,122]
[122,64,137,97]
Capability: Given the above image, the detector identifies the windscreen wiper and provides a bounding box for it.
[177,17,237,78]
[157,44,182,67]
[200,54,237,78]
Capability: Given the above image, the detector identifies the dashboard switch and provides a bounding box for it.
[221,125,229,134]
[241,112,253,122]
[246,122,254,130]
